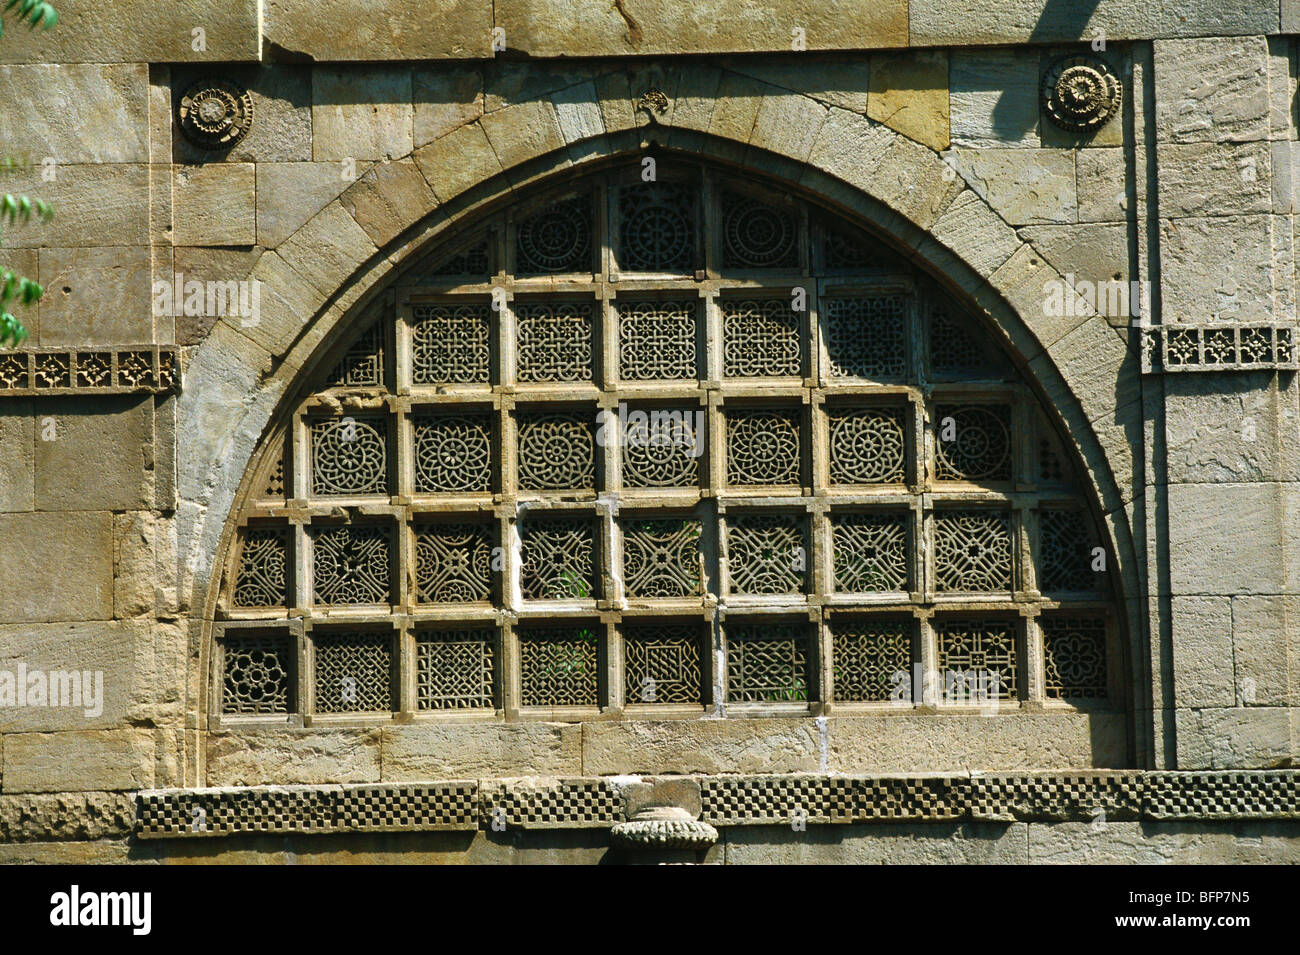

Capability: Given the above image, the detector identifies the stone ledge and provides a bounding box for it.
[1140,323,1298,373]
[128,770,1300,840]
[0,346,180,397]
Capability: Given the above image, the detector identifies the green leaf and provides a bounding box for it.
[0,310,28,348]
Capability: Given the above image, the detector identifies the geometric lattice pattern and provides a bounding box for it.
[234,528,288,607]
[417,630,495,709]
[726,408,801,485]
[222,633,293,714]
[831,513,908,592]
[827,406,906,484]
[413,413,492,493]
[516,302,594,382]
[727,513,806,595]
[935,619,1018,702]
[1042,617,1108,700]
[1040,509,1097,593]
[520,518,596,600]
[935,405,1012,481]
[823,295,907,378]
[621,519,702,598]
[313,631,393,712]
[624,623,704,704]
[518,627,600,706]
[934,511,1013,592]
[722,192,799,269]
[620,406,702,488]
[516,196,592,275]
[310,416,388,495]
[618,301,697,380]
[310,524,391,605]
[722,298,801,376]
[831,620,911,703]
[727,624,810,702]
[412,303,491,384]
[414,523,493,603]
[221,159,1119,723]
[516,411,595,490]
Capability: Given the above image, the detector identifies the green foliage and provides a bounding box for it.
[0,1,58,347]
[0,0,58,37]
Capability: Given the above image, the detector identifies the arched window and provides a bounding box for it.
[214,159,1119,723]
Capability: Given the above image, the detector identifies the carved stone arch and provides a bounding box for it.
[180,91,1147,783]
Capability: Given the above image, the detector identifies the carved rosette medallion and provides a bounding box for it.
[1042,55,1121,132]
[178,78,254,149]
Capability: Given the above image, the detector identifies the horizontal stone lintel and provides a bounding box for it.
[1141,323,1298,374]
[0,346,180,396]
[129,770,1300,840]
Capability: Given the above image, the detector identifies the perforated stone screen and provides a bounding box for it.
[217,161,1118,721]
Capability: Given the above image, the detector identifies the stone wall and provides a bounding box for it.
[0,1,1297,862]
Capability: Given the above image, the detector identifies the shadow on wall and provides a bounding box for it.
[983,0,1106,140]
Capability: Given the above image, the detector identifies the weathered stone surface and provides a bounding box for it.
[170,246,263,344]
[1170,596,1235,708]
[0,64,148,162]
[341,159,438,247]
[1231,596,1295,707]
[911,0,1277,46]
[987,243,1089,355]
[1156,141,1271,217]
[173,164,257,247]
[1167,483,1287,596]
[946,148,1076,225]
[206,729,382,785]
[1,165,148,248]
[266,0,492,60]
[312,68,414,162]
[275,201,378,298]
[33,397,153,512]
[1028,821,1300,864]
[1175,707,1293,769]
[1164,374,1298,484]
[479,99,568,185]
[868,50,949,151]
[0,791,133,842]
[257,162,362,249]
[1159,214,1277,323]
[172,65,313,164]
[1153,36,1270,143]
[0,513,112,623]
[728,55,870,114]
[0,402,33,513]
[1076,148,1130,224]
[749,90,828,164]
[36,246,152,346]
[1037,318,1137,424]
[2,729,156,793]
[498,0,907,58]
[0,619,182,732]
[380,723,582,778]
[950,50,1039,148]
[827,713,1126,771]
[1019,224,1129,325]
[0,840,135,864]
[412,121,503,203]
[582,719,822,775]
[0,0,260,64]
[725,822,1028,864]
[414,66,485,147]
[929,190,1021,278]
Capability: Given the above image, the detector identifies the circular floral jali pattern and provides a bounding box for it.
[178,78,254,149]
[1042,55,1122,133]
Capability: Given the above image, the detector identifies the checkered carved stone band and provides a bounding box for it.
[132,771,1300,839]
